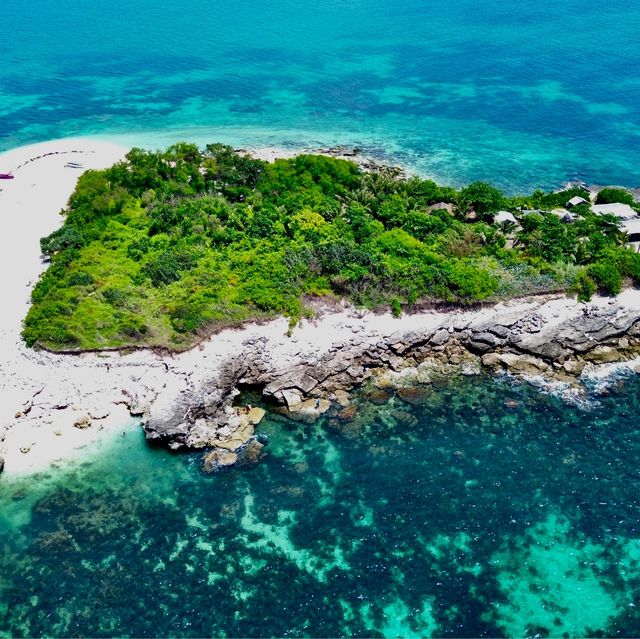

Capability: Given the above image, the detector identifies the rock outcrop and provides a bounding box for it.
[4,290,640,476]
[142,293,640,470]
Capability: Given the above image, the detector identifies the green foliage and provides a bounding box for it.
[595,188,636,208]
[446,259,499,301]
[142,248,197,286]
[458,182,505,220]
[573,270,596,302]
[533,188,591,210]
[41,226,84,257]
[588,260,622,296]
[23,143,637,350]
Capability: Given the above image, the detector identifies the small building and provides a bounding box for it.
[622,218,640,250]
[520,209,543,216]
[591,203,637,220]
[550,208,576,223]
[494,210,517,225]
[566,196,589,209]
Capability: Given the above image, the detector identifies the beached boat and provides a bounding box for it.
[0,172,14,179]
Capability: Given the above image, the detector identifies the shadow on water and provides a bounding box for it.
[2,374,640,637]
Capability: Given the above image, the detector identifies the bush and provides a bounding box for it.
[588,261,622,296]
[573,270,596,302]
[595,188,636,207]
[616,249,640,285]
[41,226,84,257]
[445,260,499,301]
[67,271,94,287]
[142,249,197,286]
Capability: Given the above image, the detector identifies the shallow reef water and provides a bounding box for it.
[2,1,640,191]
[2,374,640,637]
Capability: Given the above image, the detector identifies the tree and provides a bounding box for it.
[457,182,505,220]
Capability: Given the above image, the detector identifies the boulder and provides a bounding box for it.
[334,390,351,407]
[281,388,303,408]
[430,329,450,346]
[203,449,238,473]
[73,415,92,429]
[128,401,149,417]
[236,438,265,467]
[497,353,549,376]
[287,398,331,423]
[397,386,431,406]
[367,388,393,405]
[487,325,510,339]
[583,346,621,364]
[562,358,586,376]
[481,353,502,368]
[337,404,357,421]
[392,409,419,428]
[246,406,266,425]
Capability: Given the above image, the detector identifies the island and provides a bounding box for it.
[2,141,640,475]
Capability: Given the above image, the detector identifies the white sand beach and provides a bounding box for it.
[1,137,640,478]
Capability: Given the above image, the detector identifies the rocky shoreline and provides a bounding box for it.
[4,291,640,476]
[141,291,640,472]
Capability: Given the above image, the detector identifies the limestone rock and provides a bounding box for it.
[236,438,266,467]
[392,409,419,428]
[367,388,393,405]
[334,390,351,407]
[562,359,586,376]
[497,353,549,376]
[337,404,357,421]
[281,388,303,408]
[73,415,92,429]
[287,398,331,423]
[584,346,621,364]
[247,406,266,425]
[481,353,501,368]
[89,406,111,420]
[397,386,431,406]
[203,449,238,473]
[430,329,450,346]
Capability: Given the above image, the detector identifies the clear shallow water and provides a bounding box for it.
[2,374,640,637]
[1,1,640,191]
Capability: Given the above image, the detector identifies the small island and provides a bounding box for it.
[24,142,640,352]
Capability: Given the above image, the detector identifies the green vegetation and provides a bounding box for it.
[595,187,638,209]
[23,143,640,350]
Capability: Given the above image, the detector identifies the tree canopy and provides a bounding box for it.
[23,144,640,351]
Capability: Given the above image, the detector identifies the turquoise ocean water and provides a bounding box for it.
[3,3,640,636]
[3,376,640,637]
[1,0,639,191]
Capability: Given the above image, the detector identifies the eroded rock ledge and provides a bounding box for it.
[143,292,640,470]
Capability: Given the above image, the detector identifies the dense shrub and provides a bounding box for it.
[22,144,637,350]
[573,270,596,302]
[595,188,636,207]
[588,261,622,296]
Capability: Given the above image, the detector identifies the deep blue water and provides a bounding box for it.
[1,0,639,190]
[2,374,640,637]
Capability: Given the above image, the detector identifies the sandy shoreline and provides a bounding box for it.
[1,136,640,478]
